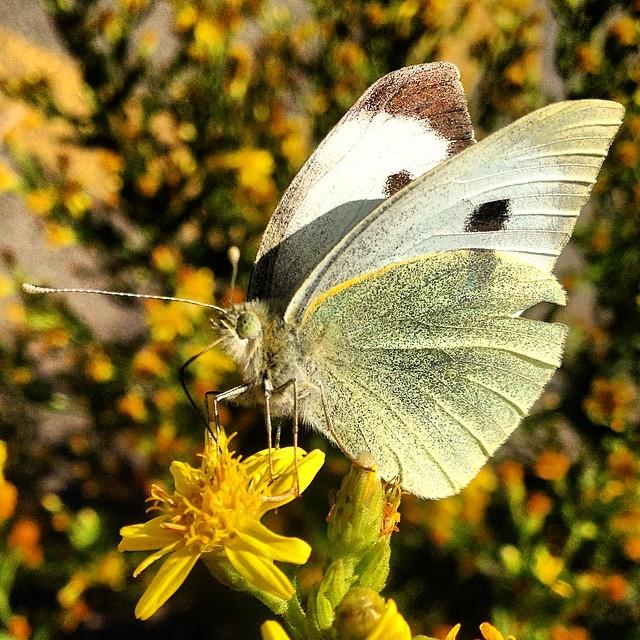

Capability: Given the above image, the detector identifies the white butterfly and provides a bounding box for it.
[25,63,624,499]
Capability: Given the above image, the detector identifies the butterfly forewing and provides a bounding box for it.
[299,250,567,498]
[249,62,474,313]
[286,100,623,324]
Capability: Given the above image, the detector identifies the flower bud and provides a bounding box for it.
[327,453,384,558]
[333,588,385,640]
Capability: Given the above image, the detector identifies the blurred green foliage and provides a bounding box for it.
[1,0,639,638]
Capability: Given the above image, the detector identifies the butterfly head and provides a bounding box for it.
[235,310,262,340]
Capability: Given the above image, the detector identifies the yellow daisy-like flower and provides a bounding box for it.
[119,431,324,620]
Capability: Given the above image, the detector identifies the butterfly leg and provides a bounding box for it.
[271,378,300,495]
[262,378,276,480]
[204,383,251,446]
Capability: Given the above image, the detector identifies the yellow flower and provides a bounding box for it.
[366,598,411,640]
[533,547,564,586]
[118,391,148,422]
[444,623,462,639]
[0,440,18,520]
[0,162,19,192]
[534,450,571,481]
[479,622,516,640]
[26,187,57,215]
[119,431,324,620]
[260,620,291,640]
[208,148,276,202]
[44,222,76,247]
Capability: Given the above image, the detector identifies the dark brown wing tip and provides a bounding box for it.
[350,62,474,152]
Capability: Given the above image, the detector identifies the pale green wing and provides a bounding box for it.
[299,250,567,499]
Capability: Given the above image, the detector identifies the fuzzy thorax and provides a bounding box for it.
[211,301,314,417]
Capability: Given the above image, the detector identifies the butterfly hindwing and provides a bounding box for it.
[286,100,623,324]
[299,250,567,498]
[249,62,474,312]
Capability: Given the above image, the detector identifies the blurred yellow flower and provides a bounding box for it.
[191,18,225,59]
[132,347,168,378]
[118,391,148,422]
[0,26,93,118]
[119,431,324,619]
[44,222,77,247]
[584,377,637,432]
[58,551,127,610]
[175,5,198,31]
[8,518,43,568]
[151,245,181,272]
[26,187,57,216]
[119,0,150,12]
[550,625,589,640]
[534,547,564,586]
[176,265,215,306]
[4,301,27,328]
[480,622,516,640]
[144,300,194,342]
[623,536,640,561]
[534,450,570,481]
[0,441,18,521]
[63,188,92,218]
[209,148,276,202]
[11,367,32,385]
[153,388,178,412]
[7,615,31,640]
[0,161,19,192]
[576,43,600,74]
[87,352,115,383]
[610,15,637,46]
[617,140,640,168]
[526,491,552,519]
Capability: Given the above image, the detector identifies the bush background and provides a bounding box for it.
[1,1,639,638]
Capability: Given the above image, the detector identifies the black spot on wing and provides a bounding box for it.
[465,199,511,232]
[384,170,413,197]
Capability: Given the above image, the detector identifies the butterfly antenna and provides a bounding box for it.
[180,338,224,428]
[22,283,227,315]
[227,246,240,307]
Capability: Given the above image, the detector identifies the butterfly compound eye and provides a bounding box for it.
[236,311,261,339]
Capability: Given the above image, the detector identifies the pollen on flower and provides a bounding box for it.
[147,450,264,555]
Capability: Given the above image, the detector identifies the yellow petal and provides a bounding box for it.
[235,521,311,564]
[225,547,294,601]
[254,450,325,513]
[445,623,462,640]
[133,541,181,577]
[134,546,200,620]
[260,620,292,640]
[169,460,198,495]
[242,447,301,481]
[479,623,506,640]
[366,599,411,640]
[118,516,178,551]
